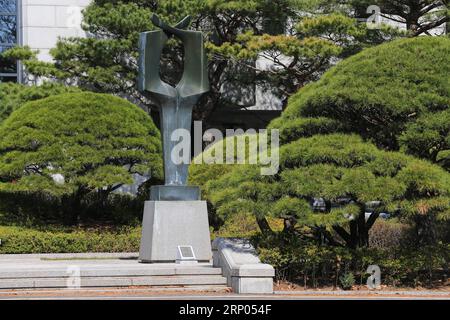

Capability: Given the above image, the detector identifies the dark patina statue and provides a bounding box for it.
[138,14,209,201]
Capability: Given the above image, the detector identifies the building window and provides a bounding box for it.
[0,0,20,83]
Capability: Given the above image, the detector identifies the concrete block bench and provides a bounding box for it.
[212,238,275,294]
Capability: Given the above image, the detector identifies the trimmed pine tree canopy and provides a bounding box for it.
[196,134,449,246]
[0,82,81,125]
[0,92,162,196]
[270,37,450,169]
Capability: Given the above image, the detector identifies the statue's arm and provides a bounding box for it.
[176,31,210,98]
[139,14,209,100]
[151,14,191,36]
[138,30,176,98]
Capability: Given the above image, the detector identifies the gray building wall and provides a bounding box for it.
[21,0,89,62]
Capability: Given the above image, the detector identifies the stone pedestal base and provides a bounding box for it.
[150,185,200,201]
[139,201,212,263]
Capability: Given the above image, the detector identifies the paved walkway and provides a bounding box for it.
[0,287,448,300]
[0,252,139,260]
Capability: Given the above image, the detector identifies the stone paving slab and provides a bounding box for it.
[0,266,223,279]
[0,263,220,275]
[0,253,227,290]
[0,275,227,289]
[0,252,139,261]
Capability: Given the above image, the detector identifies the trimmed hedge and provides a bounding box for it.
[0,226,141,254]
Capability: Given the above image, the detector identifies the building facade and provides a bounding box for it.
[1,0,88,83]
[21,0,89,62]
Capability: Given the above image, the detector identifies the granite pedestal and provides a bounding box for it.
[139,201,212,263]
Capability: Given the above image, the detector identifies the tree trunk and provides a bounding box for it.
[256,216,274,236]
[317,227,342,247]
[63,198,80,226]
[62,188,87,226]
[333,208,380,249]
[349,220,358,249]
[414,214,437,246]
[357,209,369,248]
[283,216,297,233]
[333,225,352,248]
[406,15,420,36]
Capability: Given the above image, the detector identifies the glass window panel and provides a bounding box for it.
[0,15,16,44]
[0,0,16,14]
[0,45,16,73]
[0,75,17,82]
[0,0,17,82]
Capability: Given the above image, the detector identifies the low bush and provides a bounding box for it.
[212,213,283,239]
[0,192,145,227]
[369,220,410,249]
[253,233,449,288]
[339,272,355,290]
[0,226,141,254]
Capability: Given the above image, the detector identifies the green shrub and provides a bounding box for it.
[212,213,283,239]
[0,82,81,124]
[0,192,146,227]
[203,134,450,249]
[0,92,162,224]
[253,232,449,288]
[400,109,450,171]
[369,220,410,249]
[339,272,355,290]
[0,226,141,254]
[189,133,274,230]
[254,233,354,286]
[255,234,308,283]
[270,116,348,144]
[189,133,267,192]
[270,37,450,167]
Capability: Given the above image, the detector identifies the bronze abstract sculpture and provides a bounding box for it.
[138,14,209,200]
[138,15,213,262]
